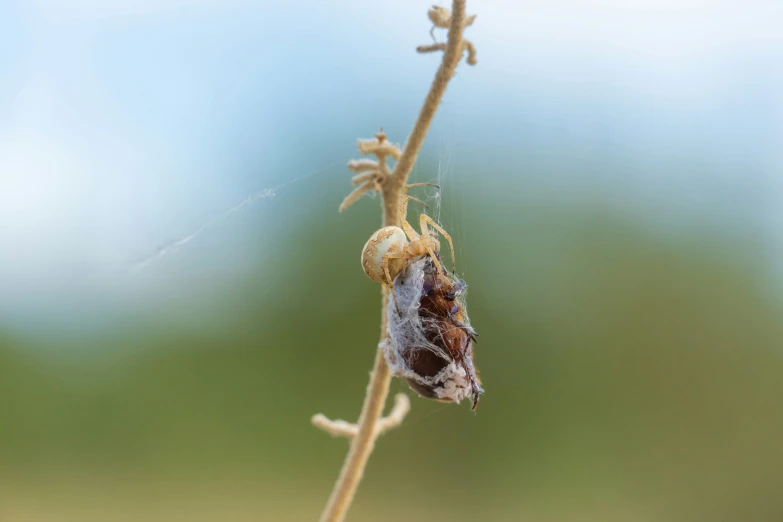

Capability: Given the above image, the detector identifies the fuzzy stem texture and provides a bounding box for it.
[317,2,469,521]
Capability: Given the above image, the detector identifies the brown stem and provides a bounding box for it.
[391,0,467,185]
[317,197,399,522]
[317,327,391,522]
[317,2,469,521]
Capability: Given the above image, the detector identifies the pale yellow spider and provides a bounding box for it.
[361,183,456,313]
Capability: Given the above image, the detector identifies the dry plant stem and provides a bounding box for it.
[317,297,392,522]
[390,0,467,187]
[318,2,469,521]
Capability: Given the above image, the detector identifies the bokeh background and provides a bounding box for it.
[2,0,783,520]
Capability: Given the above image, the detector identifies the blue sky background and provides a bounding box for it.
[1,0,782,336]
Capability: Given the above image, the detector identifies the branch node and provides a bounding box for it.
[428,6,476,32]
[421,5,478,66]
[417,40,477,66]
[311,414,359,438]
[312,394,411,439]
[339,131,402,212]
[374,393,411,436]
[417,43,447,54]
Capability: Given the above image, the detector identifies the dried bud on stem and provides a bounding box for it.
[339,131,401,213]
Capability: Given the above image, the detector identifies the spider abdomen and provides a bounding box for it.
[361,226,408,284]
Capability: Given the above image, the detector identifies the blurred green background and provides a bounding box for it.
[2,1,783,521]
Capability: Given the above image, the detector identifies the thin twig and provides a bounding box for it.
[312,394,411,438]
[316,2,473,521]
[317,313,392,522]
[388,0,469,194]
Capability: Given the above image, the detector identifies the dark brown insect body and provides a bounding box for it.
[384,256,483,410]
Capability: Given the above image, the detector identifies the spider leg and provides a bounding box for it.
[420,214,456,275]
[406,195,429,208]
[399,186,420,242]
[383,250,406,315]
[418,215,444,275]
[450,334,483,411]
[400,183,439,241]
[449,315,478,342]
[406,183,439,190]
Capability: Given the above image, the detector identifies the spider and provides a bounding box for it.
[361,183,456,313]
